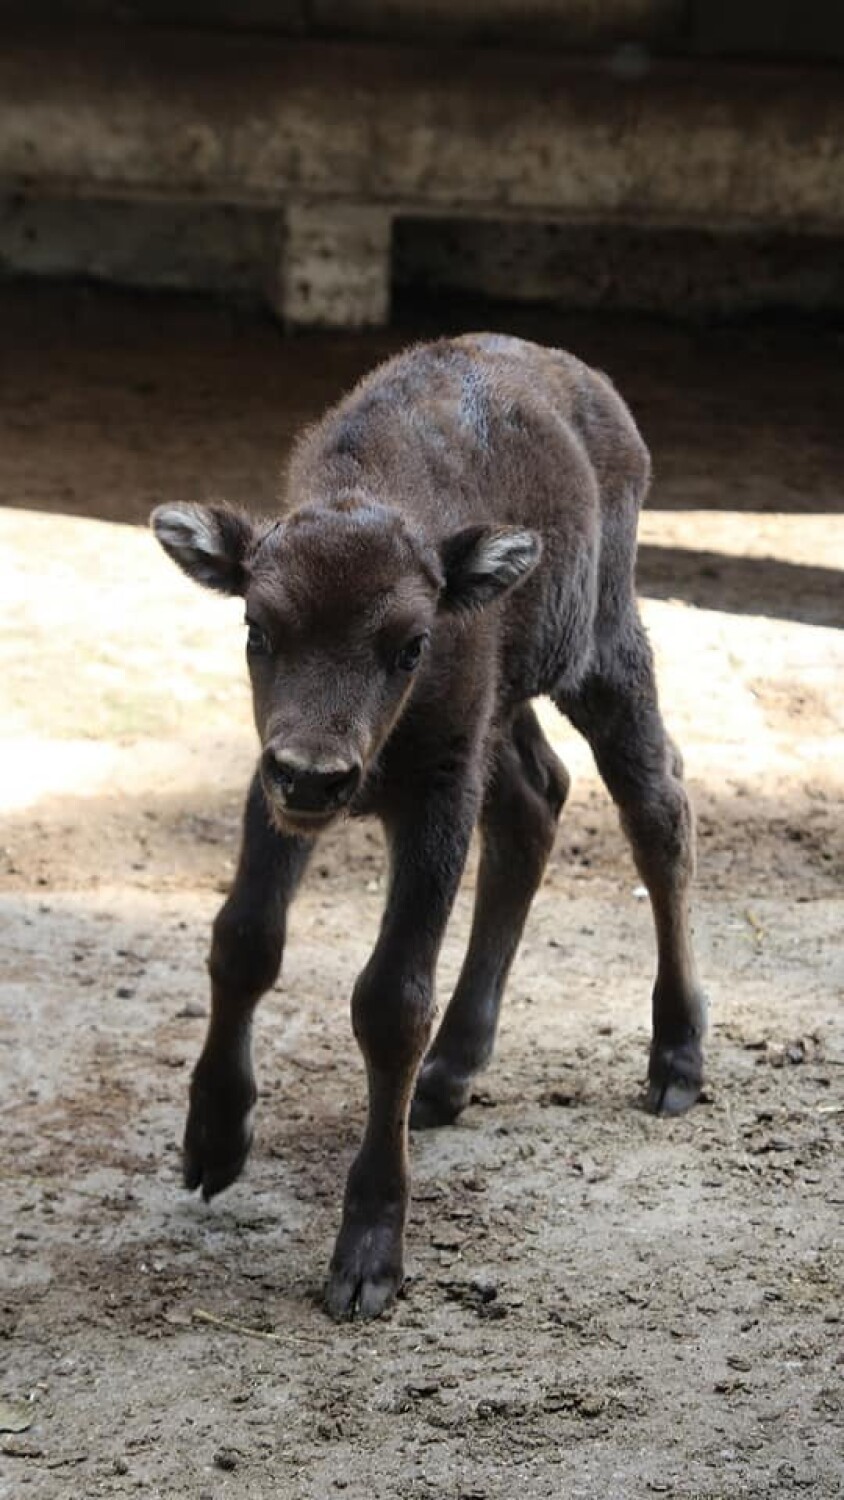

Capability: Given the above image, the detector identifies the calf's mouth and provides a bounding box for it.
[262,796,342,838]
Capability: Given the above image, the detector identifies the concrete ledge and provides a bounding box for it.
[3,32,842,230]
[1,30,842,322]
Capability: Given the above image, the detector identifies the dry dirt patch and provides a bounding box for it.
[1,295,843,1499]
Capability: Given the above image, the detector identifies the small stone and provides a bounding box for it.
[1,1438,43,1458]
[577,1392,606,1417]
[406,1379,440,1398]
[461,1173,487,1193]
[113,1457,129,1475]
[0,1400,33,1434]
[432,1231,463,1251]
[726,1354,753,1372]
[116,985,135,999]
[213,1447,239,1472]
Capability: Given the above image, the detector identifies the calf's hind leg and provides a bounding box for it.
[411,705,569,1130]
[183,771,312,1199]
[561,632,706,1115]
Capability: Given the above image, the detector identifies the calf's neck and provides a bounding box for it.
[152,333,706,1319]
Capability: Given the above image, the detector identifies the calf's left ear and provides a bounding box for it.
[150,503,255,595]
[439,525,542,613]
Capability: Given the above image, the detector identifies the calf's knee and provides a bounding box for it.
[209,901,283,999]
[352,964,434,1075]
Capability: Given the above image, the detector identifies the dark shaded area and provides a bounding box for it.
[2,1,842,62]
[637,546,843,628]
[2,282,842,512]
[1,283,841,631]
[394,220,844,320]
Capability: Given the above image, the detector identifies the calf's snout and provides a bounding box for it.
[261,746,361,814]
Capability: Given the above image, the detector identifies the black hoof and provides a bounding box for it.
[182,1064,257,1200]
[646,1037,704,1117]
[410,1059,471,1131]
[183,1133,253,1201]
[325,1219,405,1321]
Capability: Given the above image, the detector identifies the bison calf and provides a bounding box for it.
[152,333,706,1319]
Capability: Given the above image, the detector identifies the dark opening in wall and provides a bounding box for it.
[392,218,844,320]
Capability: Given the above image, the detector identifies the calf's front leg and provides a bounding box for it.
[325,785,477,1320]
[183,771,312,1198]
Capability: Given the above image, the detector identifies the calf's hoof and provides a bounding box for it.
[410,1057,471,1130]
[182,1060,257,1201]
[646,1035,704,1117]
[325,1217,405,1321]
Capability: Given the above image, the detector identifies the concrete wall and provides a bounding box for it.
[3,36,841,232]
[4,195,843,320]
[0,196,280,296]
[1,11,842,322]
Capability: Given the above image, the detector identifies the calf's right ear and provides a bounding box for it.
[150,503,255,595]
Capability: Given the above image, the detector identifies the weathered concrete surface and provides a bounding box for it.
[1,33,842,233]
[1,28,842,324]
[6,194,843,320]
[0,194,281,295]
[275,201,392,327]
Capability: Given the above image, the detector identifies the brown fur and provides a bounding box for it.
[152,333,706,1320]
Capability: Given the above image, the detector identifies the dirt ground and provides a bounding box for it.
[1,286,842,1500]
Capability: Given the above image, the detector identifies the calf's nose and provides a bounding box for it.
[262,748,361,813]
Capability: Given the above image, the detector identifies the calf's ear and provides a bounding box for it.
[439,525,542,613]
[150,503,255,595]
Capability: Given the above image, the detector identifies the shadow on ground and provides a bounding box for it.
[637,546,843,627]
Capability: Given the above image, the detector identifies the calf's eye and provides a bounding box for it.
[246,620,271,655]
[394,633,429,673]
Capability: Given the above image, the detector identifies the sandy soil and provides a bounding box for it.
[1,287,842,1499]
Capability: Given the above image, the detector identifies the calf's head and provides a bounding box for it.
[152,499,540,834]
